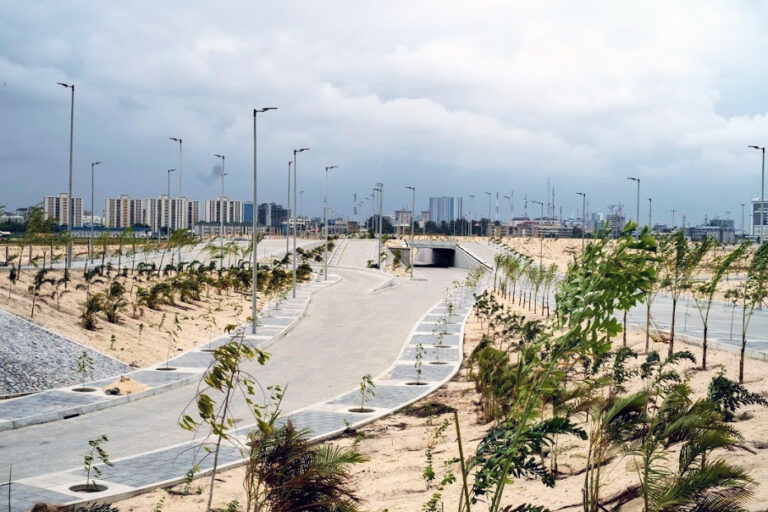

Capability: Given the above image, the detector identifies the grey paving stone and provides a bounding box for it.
[286,409,374,437]
[422,314,461,324]
[170,351,214,368]
[327,384,429,409]
[384,363,456,382]
[129,369,193,387]
[416,323,461,334]
[259,316,295,327]
[0,482,76,512]
[410,334,460,346]
[71,443,242,488]
[402,346,460,362]
[0,390,107,420]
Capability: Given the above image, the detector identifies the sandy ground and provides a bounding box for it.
[0,264,291,368]
[112,289,768,512]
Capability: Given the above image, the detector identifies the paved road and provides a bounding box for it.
[335,239,378,268]
[1,265,466,480]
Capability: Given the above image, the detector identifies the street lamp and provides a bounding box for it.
[166,169,176,242]
[292,148,309,297]
[406,186,415,278]
[484,191,491,238]
[531,200,544,268]
[324,165,338,280]
[576,192,586,251]
[374,183,384,269]
[468,194,475,238]
[58,81,75,268]
[671,209,677,229]
[627,177,640,233]
[90,161,102,263]
[648,198,653,230]
[169,137,183,196]
[748,145,766,243]
[251,107,276,334]
[213,154,226,267]
[741,202,746,236]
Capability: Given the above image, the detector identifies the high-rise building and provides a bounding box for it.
[244,202,254,224]
[258,202,289,229]
[204,197,244,225]
[43,193,83,227]
[428,196,463,225]
[187,200,200,229]
[105,195,143,228]
[752,198,768,237]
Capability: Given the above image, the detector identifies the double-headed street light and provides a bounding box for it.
[90,161,102,263]
[627,177,640,233]
[292,148,310,297]
[169,138,183,195]
[324,165,338,280]
[213,154,226,266]
[748,145,766,244]
[58,82,75,268]
[251,107,277,333]
[405,186,415,278]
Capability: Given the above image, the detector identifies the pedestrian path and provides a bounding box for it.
[1,280,484,511]
[328,238,348,266]
[0,274,341,432]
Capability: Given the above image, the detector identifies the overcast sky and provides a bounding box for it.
[2,1,768,225]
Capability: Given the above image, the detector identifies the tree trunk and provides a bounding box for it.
[623,311,627,347]
[739,329,746,383]
[702,324,708,370]
[669,297,677,357]
[645,298,651,353]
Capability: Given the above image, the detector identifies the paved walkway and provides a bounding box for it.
[0,274,340,431]
[0,266,478,510]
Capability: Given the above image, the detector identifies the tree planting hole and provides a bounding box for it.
[405,381,428,386]
[156,367,177,371]
[429,361,449,366]
[69,483,107,493]
[202,349,215,353]
[72,387,96,393]
[349,407,375,413]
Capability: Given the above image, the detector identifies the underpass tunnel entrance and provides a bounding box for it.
[412,247,455,267]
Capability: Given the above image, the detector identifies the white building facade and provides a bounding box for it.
[43,193,83,227]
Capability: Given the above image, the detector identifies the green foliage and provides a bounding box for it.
[179,327,271,511]
[707,374,768,422]
[245,420,367,512]
[80,293,104,330]
[76,351,94,388]
[82,435,112,490]
[358,374,375,411]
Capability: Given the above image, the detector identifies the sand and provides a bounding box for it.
[102,376,149,395]
[112,288,768,512]
[0,263,297,368]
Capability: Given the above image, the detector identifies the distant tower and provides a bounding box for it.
[546,178,551,219]
[353,193,357,218]
[495,192,499,222]
[552,187,556,219]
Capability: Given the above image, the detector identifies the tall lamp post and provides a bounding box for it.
[648,198,653,230]
[213,154,226,266]
[627,176,640,232]
[324,165,338,280]
[484,191,491,238]
[748,145,766,243]
[58,82,75,269]
[741,202,746,236]
[374,183,384,269]
[166,169,176,242]
[292,148,309,297]
[576,192,586,251]
[286,161,292,254]
[532,200,544,268]
[671,209,677,229]
[89,161,102,263]
[468,194,475,238]
[251,107,276,334]
[169,138,182,195]
[406,186,415,278]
